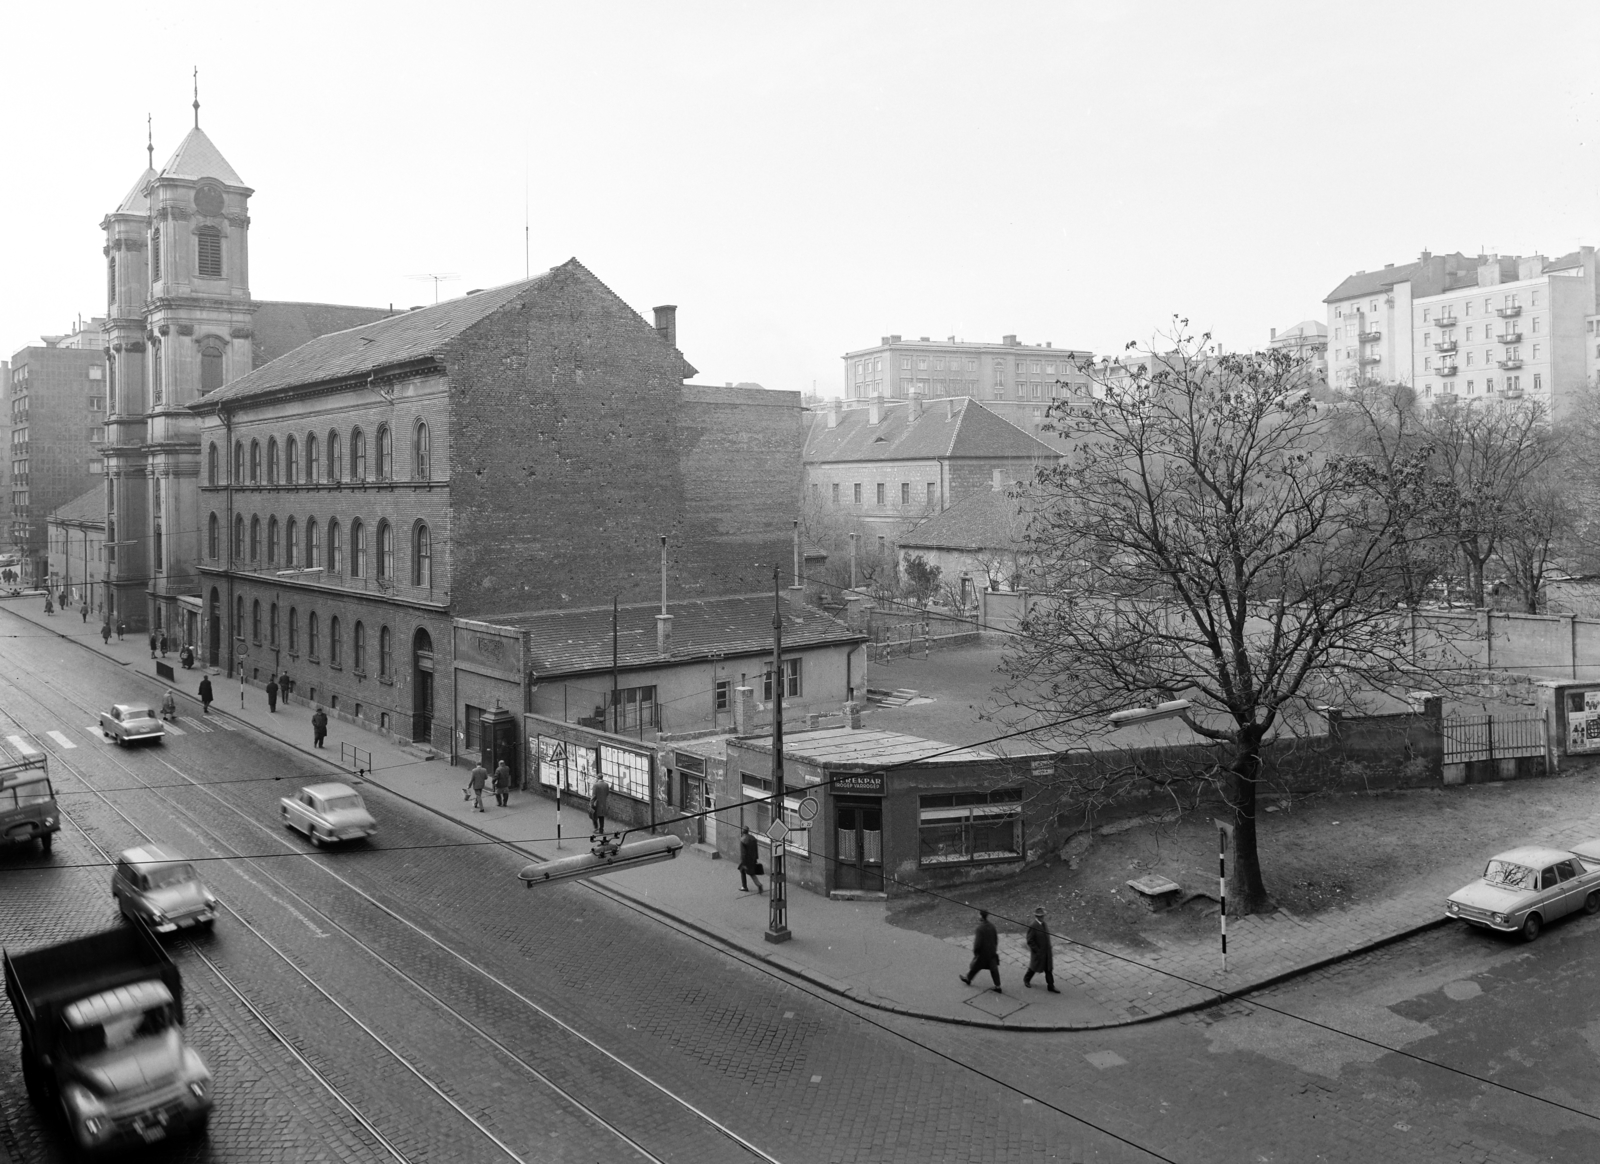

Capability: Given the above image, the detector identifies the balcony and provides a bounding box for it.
[1497,331,1521,344]
[1435,315,1458,328]
[1497,304,1522,318]
[1359,354,1381,366]
[1437,363,1459,377]
[1434,339,1457,353]
[1498,357,1523,370]
[1358,329,1382,343]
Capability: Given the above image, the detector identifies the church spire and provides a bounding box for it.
[192,67,199,129]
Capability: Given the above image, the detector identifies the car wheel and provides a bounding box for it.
[1520,913,1543,942]
[39,833,52,855]
[1587,892,1600,916]
[310,828,324,847]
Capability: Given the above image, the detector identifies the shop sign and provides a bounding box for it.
[832,771,884,794]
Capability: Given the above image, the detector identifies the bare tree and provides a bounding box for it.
[1000,328,1435,914]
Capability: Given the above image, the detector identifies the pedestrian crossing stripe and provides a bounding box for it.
[178,717,213,734]
[6,735,39,756]
[163,722,186,736]
[45,731,76,749]
[211,718,236,731]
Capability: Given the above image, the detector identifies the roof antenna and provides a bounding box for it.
[192,66,200,129]
[146,114,153,169]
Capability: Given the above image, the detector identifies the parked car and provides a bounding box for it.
[111,845,218,933]
[279,782,376,846]
[1445,843,1600,941]
[99,703,165,747]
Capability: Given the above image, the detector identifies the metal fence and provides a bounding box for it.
[1441,713,1547,765]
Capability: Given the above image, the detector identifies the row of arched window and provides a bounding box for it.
[241,596,392,678]
[210,512,433,587]
[209,421,431,487]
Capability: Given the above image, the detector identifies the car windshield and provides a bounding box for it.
[144,864,198,889]
[323,795,363,812]
[0,776,53,809]
[1483,860,1536,889]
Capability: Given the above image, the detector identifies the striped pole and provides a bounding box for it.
[1219,826,1228,974]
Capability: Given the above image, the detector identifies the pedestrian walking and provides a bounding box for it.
[959,910,1002,993]
[279,671,292,706]
[43,596,53,616]
[1022,907,1060,993]
[159,690,178,723]
[80,602,88,623]
[198,676,214,716]
[149,632,157,658]
[312,707,328,748]
[100,622,111,645]
[265,677,279,713]
[467,762,489,812]
[117,621,126,641]
[493,759,512,807]
[159,632,169,657]
[589,774,610,834]
[737,826,765,893]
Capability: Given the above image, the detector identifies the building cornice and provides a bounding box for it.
[195,565,450,613]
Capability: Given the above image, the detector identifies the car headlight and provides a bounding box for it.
[1447,902,1459,914]
[82,1117,102,1137]
[42,817,54,827]
[188,1079,208,1099]
[1493,913,1508,924]
[64,1083,103,1116]
[149,909,166,922]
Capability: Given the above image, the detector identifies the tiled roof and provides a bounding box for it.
[114,167,157,214]
[251,301,398,369]
[493,594,865,677]
[1323,261,1423,304]
[737,726,1000,768]
[804,398,1061,464]
[159,128,244,186]
[196,270,559,406]
[48,485,105,528]
[898,485,1034,552]
[1547,250,1585,272]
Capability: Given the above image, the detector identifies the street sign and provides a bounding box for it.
[766,819,790,844]
[796,796,819,824]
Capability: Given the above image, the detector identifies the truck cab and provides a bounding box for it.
[0,755,58,854]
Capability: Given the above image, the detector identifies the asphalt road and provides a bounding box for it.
[1,609,1596,1163]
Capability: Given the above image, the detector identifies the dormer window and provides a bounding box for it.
[196,227,222,279]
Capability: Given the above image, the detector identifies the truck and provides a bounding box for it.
[0,754,59,854]
[5,924,213,1154]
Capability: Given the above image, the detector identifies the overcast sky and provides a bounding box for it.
[4,1,1598,396]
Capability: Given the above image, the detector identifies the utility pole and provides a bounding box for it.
[610,596,620,734]
[765,565,791,944]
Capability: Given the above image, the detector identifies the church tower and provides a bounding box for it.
[141,91,257,636]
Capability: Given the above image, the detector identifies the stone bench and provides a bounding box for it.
[1125,874,1184,912]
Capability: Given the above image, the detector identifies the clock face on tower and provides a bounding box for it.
[194,184,224,216]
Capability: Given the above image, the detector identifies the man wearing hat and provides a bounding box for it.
[1023,906,1060,992]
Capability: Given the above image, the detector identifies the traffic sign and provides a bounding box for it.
[766,819,790,844]
[796,796,819,824]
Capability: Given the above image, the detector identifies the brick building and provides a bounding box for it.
[190,260,804,753]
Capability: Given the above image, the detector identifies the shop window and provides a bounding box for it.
[918,788,1022,865]
[739,772,808,857]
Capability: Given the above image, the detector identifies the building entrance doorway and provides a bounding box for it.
[413,628,434,744]
[207,589,221,667]
[834,798,883,892]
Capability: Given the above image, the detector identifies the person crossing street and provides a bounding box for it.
[960,910,1002,993]
[1023,907,1060,992]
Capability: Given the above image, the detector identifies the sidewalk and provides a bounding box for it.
[0,594,1539,1031]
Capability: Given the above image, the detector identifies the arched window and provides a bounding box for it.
[269,602,279,647]
[414,421,431,481]
[252,599,262,643]
[267,516,279,564]
[376,425,392,480]
[108,254,116,308]
[200,339,224,394]
[234,441,244,483]
[379,625,392,678]
[376,521,393,579]
[327,520,343,573]
[307,518,321,568]
[207,443,218,486]
[288,608,298,653]
[412,522,432,587]
[350,429,366,481]
[353,621,366,672]
[249,516,261,561]
[285,436,298,485]
[349,519,364,577]
[235,595,244,641]
[306,433,320,482]
[328,430,342,481]
[309,611,320,658]
[285,517,297,567]
[267,438,279,485]
[208,513,219,559]
[151,340,162,404]
[250,440,261,484]
[151,227,161,284]
[195,226,223,278]
[233,514,244,559]
[330,616,342,666]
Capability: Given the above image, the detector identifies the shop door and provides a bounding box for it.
[680,774,706,844]
[834,799,883,891]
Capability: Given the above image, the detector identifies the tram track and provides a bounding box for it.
[0,663,783,1164]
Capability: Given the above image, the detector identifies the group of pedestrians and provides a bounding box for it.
[465,760,515,812]
[960,907,1059,995]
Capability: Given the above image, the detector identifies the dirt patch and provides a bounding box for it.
[886,774,1600,950]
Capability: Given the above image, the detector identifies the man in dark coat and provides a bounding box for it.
[960,909,1002,992]
[493,760,512,807]
[100,622,111,645]
[467,762,489,812]
[198,675,214,716]
[279,671,292,705]
[589,775,610,834]
[265,677,279,713]
[312,707,328,748]
[738,825,765,893]
[1023,907,1060,992]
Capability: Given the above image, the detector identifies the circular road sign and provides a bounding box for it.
[796,796,819,824]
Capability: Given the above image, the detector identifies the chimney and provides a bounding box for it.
[826,398,843,428]
[1270,327,1277,340]
[788,519,805,609]
[909,395,924,419]
[656,535,672,656]
[946,398,956,420]
[992,468,1006,492]
[868,396,883,425]
[1002,334,1018,346]
[849,532,859,589]
[889,334,901,342]
[653,304,678,349]
[948,335,956,343]
[881,336,893,345]
[1420,250,1432,261]
[920,336,930,341]
[734,686,756,734]
[1045,342,1052,349]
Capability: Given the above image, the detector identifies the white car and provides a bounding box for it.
[99,703,165,747]
[1446,841,1600,941]
[279,782,377,846]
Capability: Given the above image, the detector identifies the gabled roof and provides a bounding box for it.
[898,484,1034,552]
[48,486,105,528]
[114,166,158,215]
[158,127,244,186]
[491,594,865,677]
[251,301,398,369]
[1323,260,1423,304]
[805,398,1061,464]
[1547,250,1585,272]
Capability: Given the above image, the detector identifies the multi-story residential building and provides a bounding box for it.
[8,320,110,583]
[1410,250,1599,416]
[100,115,390,637]
[190,261,803,753]
[1268,320,1328,384]
[841,334,1093,440]
[1323,252,1483,391]
[46,485,105,608]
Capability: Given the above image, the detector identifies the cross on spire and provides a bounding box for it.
[192,67,200,129]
